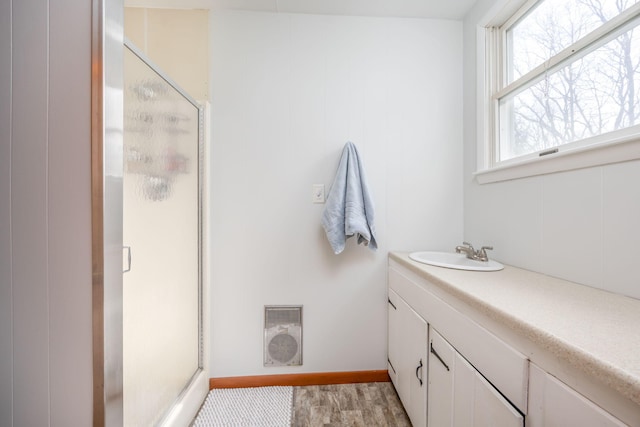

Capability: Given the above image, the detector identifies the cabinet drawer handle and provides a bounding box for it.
[388,298,397,310]
[415,359,423,386]
[430,342,450,371]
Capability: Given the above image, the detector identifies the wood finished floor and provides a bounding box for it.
[292,382,411,427]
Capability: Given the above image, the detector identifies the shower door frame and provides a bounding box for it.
[91,0,209,424]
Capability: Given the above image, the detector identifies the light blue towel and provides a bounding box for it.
[322,142,377,254]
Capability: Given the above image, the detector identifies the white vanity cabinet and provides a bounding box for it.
[388,254,638,427]
[428,327,523,427]
[388,263,528,427]
[387,289,427,427]
[388,285,524,427]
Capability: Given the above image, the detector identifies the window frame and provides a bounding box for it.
[475,0,640,184]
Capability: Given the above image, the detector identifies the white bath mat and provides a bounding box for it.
[192,386,293,426]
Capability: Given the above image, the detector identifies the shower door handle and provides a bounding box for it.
[123,246,132,273]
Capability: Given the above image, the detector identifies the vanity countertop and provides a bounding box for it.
[389,251,640,407]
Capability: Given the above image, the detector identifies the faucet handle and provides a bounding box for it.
[476,246,493,262]
[462,241,474,249]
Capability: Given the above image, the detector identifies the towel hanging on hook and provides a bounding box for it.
[321,141,377,255]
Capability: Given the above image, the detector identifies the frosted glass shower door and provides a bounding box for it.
[123,43,204,426]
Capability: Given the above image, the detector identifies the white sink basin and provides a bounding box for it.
[409,251,504,272]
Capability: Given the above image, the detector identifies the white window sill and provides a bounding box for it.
[474,137,640,184]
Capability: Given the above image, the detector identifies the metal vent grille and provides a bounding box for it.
[264,306,302,367]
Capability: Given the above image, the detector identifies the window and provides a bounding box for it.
[480,0,640,181]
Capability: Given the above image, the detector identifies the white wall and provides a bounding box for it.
[124,7,210,101]
[0,0,93,425]
[209,11,463,376]
[463,0,640,300]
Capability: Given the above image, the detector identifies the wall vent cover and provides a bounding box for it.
[264,305,302,366]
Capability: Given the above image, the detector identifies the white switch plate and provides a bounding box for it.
[312,184,325,203]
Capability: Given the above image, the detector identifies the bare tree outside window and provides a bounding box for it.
[498,0,640,161]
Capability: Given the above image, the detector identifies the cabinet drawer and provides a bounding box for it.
[389,265,529,414]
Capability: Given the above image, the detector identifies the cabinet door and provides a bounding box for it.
[428,328,455,426]
[429,327,524,427]
[452,352,475,427]
[388,289,400,388]
[473,367,524,427]
[456,354,524,427]
[528,364,626,427]
[388,290,427,427]
[402,303,427,427]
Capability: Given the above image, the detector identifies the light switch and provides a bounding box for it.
[312,184,325,204]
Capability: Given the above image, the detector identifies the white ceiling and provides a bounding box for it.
[124,0,478,20]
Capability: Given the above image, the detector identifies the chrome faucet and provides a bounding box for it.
[455,242,493,262]
[455,242,476,258]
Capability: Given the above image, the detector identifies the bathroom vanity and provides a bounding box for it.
[387,252,640,427]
